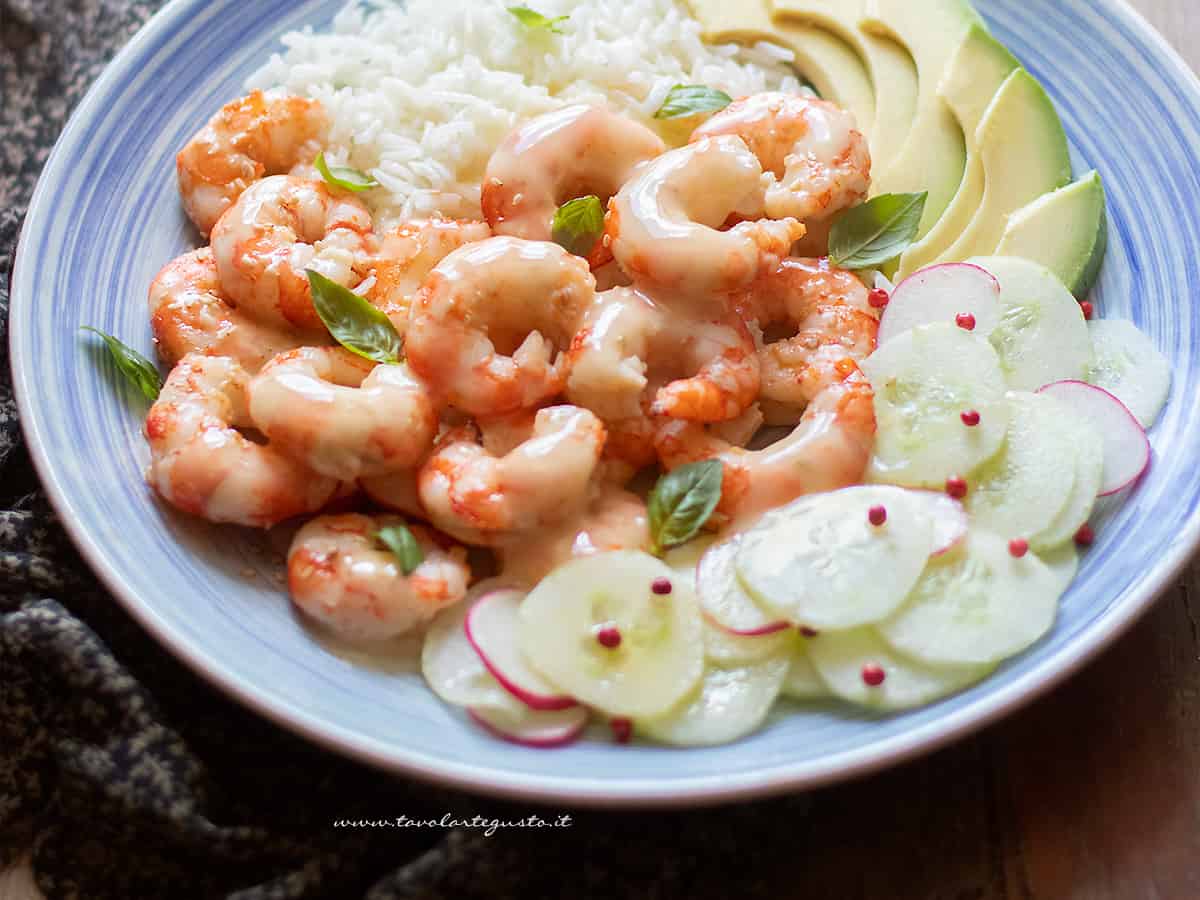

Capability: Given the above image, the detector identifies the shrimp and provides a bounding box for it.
[247,347,438,482]
[405,236,597,416]
[144,354,337,527]
[210,175,374,333]
[418,406,606,546]
[650,311,761,423]
[654,372,876,528]
[363,218,492,336]
[148,248,321,373]
[741,258,879,425]
[692,92,871,224]
[498,487,651,585]
[605,136,805,301]
[481,105,665,266]
[361,468,425,519]
[177,90,329,235]
[287,513,470,641]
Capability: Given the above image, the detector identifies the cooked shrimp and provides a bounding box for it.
[287,513,469,641]
[418,406,606,545]
[210,175,374,333]
[481,105,665,266]
[655,373,876,528]
[361,469,425,519]
[405,236,597,416]
[692,92,871,224]
[650,311,761,423]
[364,218,492,335]
[565,286,665,421]
[247,347,438,482]
[741,258,879,424]
[605,136,805,301]
[177,90,329,235]
[499,487,650,585]
[149,248,319,373]
[144,354,337,527]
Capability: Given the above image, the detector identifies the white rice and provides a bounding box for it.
[248,0,802,227]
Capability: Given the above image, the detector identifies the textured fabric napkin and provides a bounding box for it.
[0,2,814,898]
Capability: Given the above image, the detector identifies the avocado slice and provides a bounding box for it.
[771,0,918,179]
[686,0,876,138]
[859,0,980,236]
[941,69,1072,262]
[996,171,1108,297]
[897,25,1019,277]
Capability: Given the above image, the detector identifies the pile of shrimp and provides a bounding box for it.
[147,87,879,642]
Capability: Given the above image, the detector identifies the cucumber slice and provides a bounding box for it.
[422,581,521,712]
[1087,319,1172,428]
[663,535,717,588]
[863,322,1010,488]
[696,539,789,636]
[806,627,990,711]
[638,657,789,746]
[736,486,935,630]
[968,256,1093,391]
[1038,543,1080,596]
[781,639,832,701]
[1031,408,1103,551]
[518,551,704,718]
[703,619,796,666]
[966,391,1078,541]
[879,530,1060,666]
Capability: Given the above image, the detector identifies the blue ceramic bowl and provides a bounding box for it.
[12,0,1200,805]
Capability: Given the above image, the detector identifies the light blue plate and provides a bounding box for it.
[11,0,1200,806]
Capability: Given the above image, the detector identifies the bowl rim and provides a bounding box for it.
[10,0,1200,808]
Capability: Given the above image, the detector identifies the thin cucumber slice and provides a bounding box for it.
[696,539,789,636]
[864,322,1010,488]
[638,657,789,746]
[968,256,1093,391]
[1038,544,1080,596]
[1086,319,1172,428]
[879,530,1060,666]
[806,627,991,711]
[518,551,704,718]
[1031,410,1103,551]
[663,535,717,590]
[703,619,797,666]
[781,639,832,701]
[966,391,1078,541]
[736,486,935,630]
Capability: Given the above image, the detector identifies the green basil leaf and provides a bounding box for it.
[80,327,162,403]
[551,195,605,258]
[647,460,724,555]
[828,192,927,270]
[507,6,569,33]
[314,151,378,193]
[375,525,424,575]
[653,84,733,120]
[306,270,402,365]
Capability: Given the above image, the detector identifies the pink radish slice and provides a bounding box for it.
[878,263,1001,344]
[1038,380,1151,495]
[465,589,578,711]
[697,540,790,637]
[467,704,589,748]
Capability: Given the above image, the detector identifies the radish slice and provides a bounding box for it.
[878,263,1001,344]
[421,581,522,712]
[468,704,589,748]
[702,617,796,665]
[1038,380,1151,495]
[465,588,577,711]
[696,539,790,636]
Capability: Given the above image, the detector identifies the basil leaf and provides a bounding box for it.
[314,151,378,193]
[552,195,605,258]
[306,270,402,365]
[647,460,724,555]
[828,192,927,270]
[375,525,424,575]
[80,327,162,403]
[653,85,733,120]
[507,6,569,33]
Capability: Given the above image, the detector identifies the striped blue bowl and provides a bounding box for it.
[11,0,1200,805]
